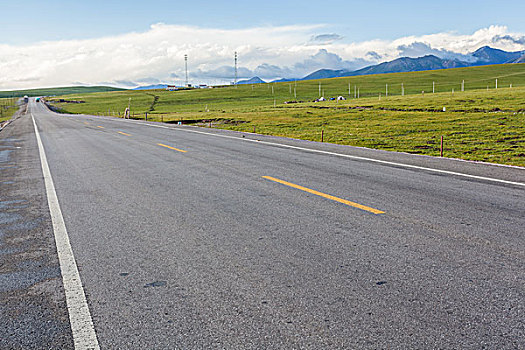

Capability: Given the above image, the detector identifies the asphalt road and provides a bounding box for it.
[1,99,524,349]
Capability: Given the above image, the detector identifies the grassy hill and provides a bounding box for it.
[0,86,125,98]
[48,64,525,166]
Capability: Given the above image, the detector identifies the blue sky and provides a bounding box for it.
[1,0,524,89]
[3,0,524,44]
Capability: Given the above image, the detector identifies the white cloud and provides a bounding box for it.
[0,24,524,89]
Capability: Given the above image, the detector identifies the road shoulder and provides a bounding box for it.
[0,113,73,349]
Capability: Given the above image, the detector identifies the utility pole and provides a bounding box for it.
[234,51,238,87]
[461,80,464,92]
[319,83,321,97]
[402,83,405,96]
[433,81,435,94]
[184,54,188,87]
[386,84,388,97]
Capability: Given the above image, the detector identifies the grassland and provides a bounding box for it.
[48,64,525,166]
[0,97,19,123]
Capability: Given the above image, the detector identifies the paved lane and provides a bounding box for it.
[4,99,525,348]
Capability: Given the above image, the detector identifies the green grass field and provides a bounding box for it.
[47,63,525,166]
[0,97,19,123]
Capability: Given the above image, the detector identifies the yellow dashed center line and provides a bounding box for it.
[262,176,385,215]
[118,131,131,136]
[83,122,89,125]
[97,126,104,129]
[157,143,187,153]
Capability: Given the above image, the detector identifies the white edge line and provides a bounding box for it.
[113,118,525,188]
[32,113,100,350]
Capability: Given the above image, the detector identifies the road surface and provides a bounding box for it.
[1,99,524,349]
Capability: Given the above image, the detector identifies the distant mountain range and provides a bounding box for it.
[300,46,525,81]
[240,46,525,85]
[133,46,525,90]
[134,84,169,90]
[237,77,266,85]
[512,54,525,63]
[270,78,296,83]
[471,46,524,64]
[313,55,470,78]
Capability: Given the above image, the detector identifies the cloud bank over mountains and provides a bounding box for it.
[0,24,524,89]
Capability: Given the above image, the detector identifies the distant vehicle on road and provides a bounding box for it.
[23,95,29,103]
[36,97,40,102]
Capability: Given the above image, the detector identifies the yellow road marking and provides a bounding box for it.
[118,131,131,136]
[83,122,89,125]
[262,176,385,214]
[97,126,104,129]
[157,143,187,153]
